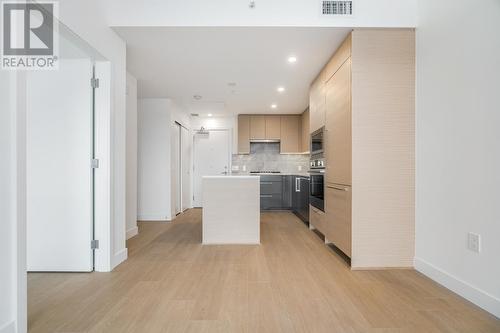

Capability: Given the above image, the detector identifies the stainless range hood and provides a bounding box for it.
[249,139,280,143]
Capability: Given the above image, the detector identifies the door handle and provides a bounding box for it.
[327,185,349,191]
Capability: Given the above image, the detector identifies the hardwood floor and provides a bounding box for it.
[28,209,500,332]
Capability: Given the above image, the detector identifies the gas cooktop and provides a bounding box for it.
[249,171,281,174]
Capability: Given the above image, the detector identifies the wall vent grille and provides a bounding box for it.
[322,1,353,15]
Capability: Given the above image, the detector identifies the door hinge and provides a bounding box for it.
[91,77,100,88]
[91,239,99,250]
[91,158,99,169]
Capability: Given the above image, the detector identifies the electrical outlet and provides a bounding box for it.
[298,165,302,171]
[242,165,246,172]
[467,233,481,253]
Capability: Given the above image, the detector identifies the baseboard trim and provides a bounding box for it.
[111,248,128,270]
[0,320,16,333]
[126,226,138,240]
[415,257,500,318]
[137,215,171,222]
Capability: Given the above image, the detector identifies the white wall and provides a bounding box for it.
[58,0,128,269]
[102,0,417,28]
[138,99,172,221]
[191,116,237,153]
[0,71,27,333]
[126,72,138,239]
[0,72,15,333]
[137,99,191,221]
[416,0,500,317]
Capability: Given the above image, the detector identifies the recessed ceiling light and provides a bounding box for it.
[208,113,213,117]
[271,104,277,109]
[193,95,202,100]
[287,56,297,63]
[277,86,285,93]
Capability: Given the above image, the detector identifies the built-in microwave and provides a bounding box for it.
[311,127,324,159]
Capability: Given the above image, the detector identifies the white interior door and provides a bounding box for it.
[26,59,94,272]
[181,127,191,211]
[193,130,230,207]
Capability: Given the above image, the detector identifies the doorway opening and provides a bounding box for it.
[192,128,231,207]
[25,16,109,274]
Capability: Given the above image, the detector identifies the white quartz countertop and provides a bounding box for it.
[231,172,310,177]
[202,175,258,179]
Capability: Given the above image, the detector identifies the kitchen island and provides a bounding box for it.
[202,176,260,244]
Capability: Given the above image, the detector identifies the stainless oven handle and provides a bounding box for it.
[326,185,349,192]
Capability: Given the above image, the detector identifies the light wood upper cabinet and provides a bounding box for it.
[309,73,326,133]
[325,58,352,186]
[237,115,250,154]
[300,109,310,152]
[237,112,309,154]
[265,116,281,140]
[324,33,352,82]
[250,115,266,140]
[325,184,352,257]
[280,115,300,153]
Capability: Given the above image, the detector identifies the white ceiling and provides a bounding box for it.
[114,27,351,115]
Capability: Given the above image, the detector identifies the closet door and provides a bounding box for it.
[172,123,181,215]
[181,127,191,211]
[325,58,352,186]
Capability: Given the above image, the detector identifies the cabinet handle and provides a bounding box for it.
[295,178,300,192]
[260,195,273,198]
[327,185,349,191]
[261,182,273,185]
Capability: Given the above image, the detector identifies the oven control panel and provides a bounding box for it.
[310,159,325,169]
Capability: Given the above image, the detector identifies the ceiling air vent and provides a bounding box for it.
[321,1,353,16]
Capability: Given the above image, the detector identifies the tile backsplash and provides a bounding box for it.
[232,143,309,173]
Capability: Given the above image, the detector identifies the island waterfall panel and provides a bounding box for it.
[202,176,260,244]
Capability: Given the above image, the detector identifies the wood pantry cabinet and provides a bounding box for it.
[310,29,415,269]
[325,58,352,186]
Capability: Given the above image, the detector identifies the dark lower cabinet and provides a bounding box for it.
[292,176,310,223]
[260,175,283,210]
[259,175,309,220]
